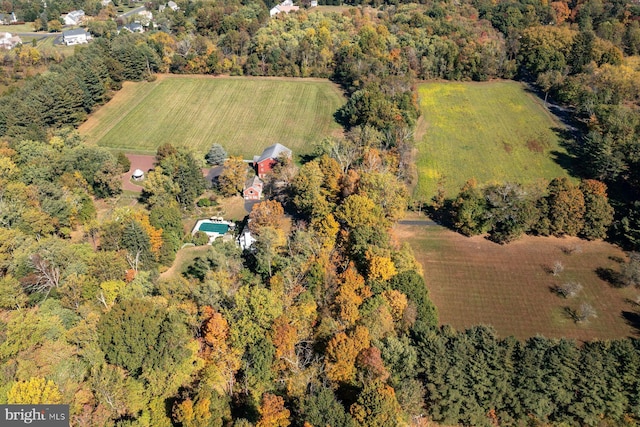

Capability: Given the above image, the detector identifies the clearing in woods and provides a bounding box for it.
[80,75,345,158]
[413,81,572,200]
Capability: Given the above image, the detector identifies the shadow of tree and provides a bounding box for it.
[564,306,577,322]
[621,311,640,336]
[595,267,625,288]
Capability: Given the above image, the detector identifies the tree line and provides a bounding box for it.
[444,177,614,244]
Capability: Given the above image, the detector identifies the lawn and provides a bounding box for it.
[395,217,638,341]
[79,75,345,159]
[413,81,572,200]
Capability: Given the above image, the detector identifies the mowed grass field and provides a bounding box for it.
[395,218,638,341]
[414,81,572,199]
[80,75,345,158]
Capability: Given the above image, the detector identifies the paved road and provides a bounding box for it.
[13,31,58,37]
[119,6,147,18]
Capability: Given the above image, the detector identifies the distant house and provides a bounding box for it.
[62,28,90,45]
[253,143,292,178]
[120,22,144,33]
[0,12,17,25]
[243,176,263,201]
[167,1,179,11]
[0,32,21,49]
[270,0,299,16]
[137,10,153,23]
[63,10,85,26]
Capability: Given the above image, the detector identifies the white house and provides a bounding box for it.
[120,22,144,33]
[0,32,21,49]
[0,12,17,25]
[167,1,179,11]
[238,229,256,250]
[62,10,85,26]
[269,0,299,16]
[62,28,90,46]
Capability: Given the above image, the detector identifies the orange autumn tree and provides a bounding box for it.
[257,393,290,427]
[270,314,298,372]
[334,263,372,326]
[131,211,163,258]
[200,307,242,394]
[325,325,371,384]
[249,200,286,235]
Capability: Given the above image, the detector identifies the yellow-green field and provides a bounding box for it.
[414,81,572,200]
[79,75,345,158]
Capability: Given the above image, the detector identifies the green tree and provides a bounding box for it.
[290,161,334,220]
[579,179,614,240]
[388,270,438,327]
[97,298,192,377]
[546,177,585,237]
[451,179,488,236]
[358,171,408,222]
[206,143,227,166]
[483,183,539,244]
[336,194,385,229]
[350,380,405,427]
[93,158,123,198]
[300,387,355,427]
[218,156,247,197]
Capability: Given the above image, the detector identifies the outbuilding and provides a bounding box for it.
[132,169,144,180]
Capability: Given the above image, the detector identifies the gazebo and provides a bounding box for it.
[132,169,144,180]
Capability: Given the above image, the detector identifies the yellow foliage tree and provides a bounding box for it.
[7,377,63,404]
[381,290,408,322]
[98,280,126,308]
[366,250,397,282]
[334,263,372,326]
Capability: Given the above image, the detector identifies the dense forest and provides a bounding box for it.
[1,0,640,425]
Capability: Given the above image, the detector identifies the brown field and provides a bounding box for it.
[395,217,639,341]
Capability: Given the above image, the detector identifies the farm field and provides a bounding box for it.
[79,75,345,158]
[413,81,572,200]
[395,217,638,341]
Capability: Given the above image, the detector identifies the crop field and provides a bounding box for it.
[413,81,572,200]
[80,75,345,158]
[394,218,638,341]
